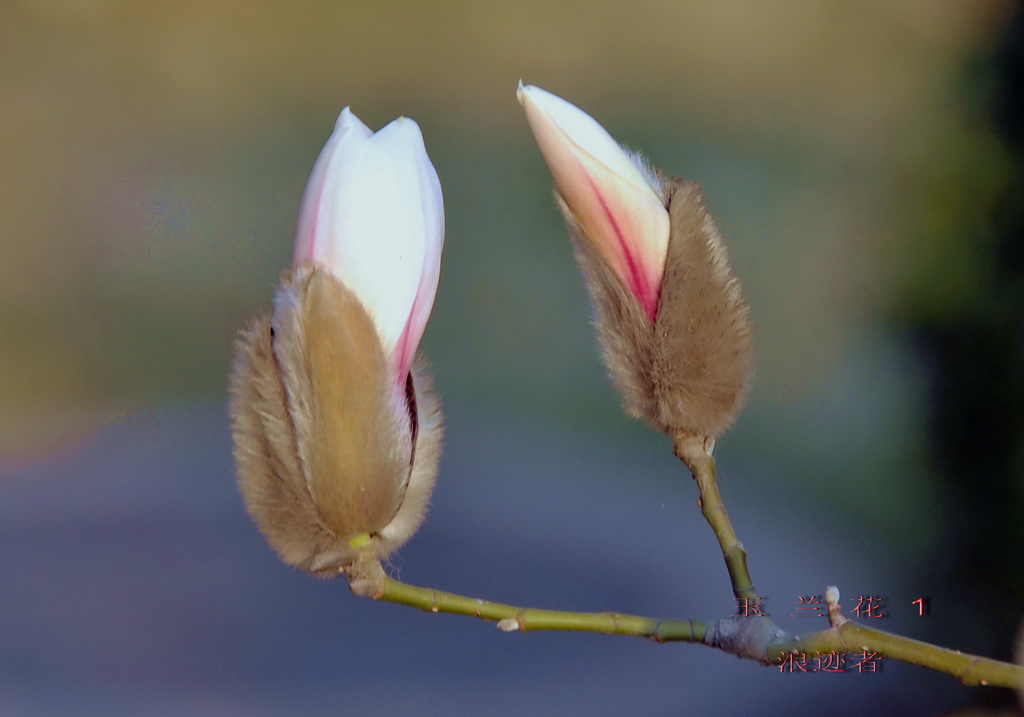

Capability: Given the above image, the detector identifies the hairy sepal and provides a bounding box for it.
[567,180,754,439]
[228,265,441,576]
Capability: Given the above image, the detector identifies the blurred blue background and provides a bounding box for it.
[1,0,1022,714]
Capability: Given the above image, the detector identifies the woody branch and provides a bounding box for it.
[350,571,1023,689]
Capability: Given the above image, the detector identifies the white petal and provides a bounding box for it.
[518,84,669,317]
[316,136,425,360]
[291,108,444,375]
[373,118,444,379]
[518,85,660,198]
[293,108,373,265]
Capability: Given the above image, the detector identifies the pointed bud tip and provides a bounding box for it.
[335,107,371,136]
[517,83,670,317]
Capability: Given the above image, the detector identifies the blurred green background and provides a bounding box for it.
[2,0,1022,713]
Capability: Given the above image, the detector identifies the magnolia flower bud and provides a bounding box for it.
[518,83,753,441]
[229,108,444,579]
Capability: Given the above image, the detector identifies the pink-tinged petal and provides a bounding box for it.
[518,84,669,319]
[291,108,443,386]
[312,137,423,365]
[371,118,444,382]
[293,108,373,267]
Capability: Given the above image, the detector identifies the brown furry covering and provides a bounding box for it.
[652,180,754,437]
[566,197,660,423]
[563,180,753,439]
[228,265,442,577]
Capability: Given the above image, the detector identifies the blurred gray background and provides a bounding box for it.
[1,0,1022,715]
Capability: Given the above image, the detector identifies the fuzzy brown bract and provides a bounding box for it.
[565,179,754,440]
[228,266,442,577]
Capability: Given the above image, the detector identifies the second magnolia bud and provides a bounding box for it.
[519,84,753,441]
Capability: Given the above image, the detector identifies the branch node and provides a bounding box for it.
[705,617,789,663]
[345,553,386,598]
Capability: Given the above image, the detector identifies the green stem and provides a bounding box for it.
[359,577,1023,689]
[673,433,757,600]
[773,620,1023,688]
[374,577,706,642]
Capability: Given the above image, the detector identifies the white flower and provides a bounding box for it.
[230,107,446,578]
[293,108,444,384]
